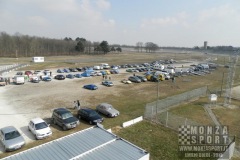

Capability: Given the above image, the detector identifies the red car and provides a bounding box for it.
[25,71,33,76]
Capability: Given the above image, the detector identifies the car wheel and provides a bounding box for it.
[28,126,30,131]
[35,134,38,140]
[62,125,67,131]
[89,121,93,125]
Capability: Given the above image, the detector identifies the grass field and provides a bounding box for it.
[0,51,240,159]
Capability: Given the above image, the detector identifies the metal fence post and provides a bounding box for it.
[166,111,168,127]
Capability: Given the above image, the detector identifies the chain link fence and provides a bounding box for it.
[144,86,208,121]
[153,111,202,131]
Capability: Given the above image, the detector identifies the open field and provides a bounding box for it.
[0,51,240,159]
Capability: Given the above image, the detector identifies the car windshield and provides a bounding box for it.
[106,106,113,110]
[89,111,98,117]
[5,130,21,140]
[62,112,73,119]
[35,122,48,130]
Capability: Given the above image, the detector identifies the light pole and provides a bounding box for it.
[156,79,160,121]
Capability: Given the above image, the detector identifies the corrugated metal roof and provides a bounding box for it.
[2,126,149,160]
[74,138,148,160]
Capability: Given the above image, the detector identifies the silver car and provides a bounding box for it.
[0,126,25,152]
[96,103,120,118]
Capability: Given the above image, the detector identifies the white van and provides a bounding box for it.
[100,63,110,69]
[13,75,25,84]
[93,66,101,70]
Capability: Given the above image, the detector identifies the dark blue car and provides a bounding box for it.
[83,84,98,90]
[66,74,74,79]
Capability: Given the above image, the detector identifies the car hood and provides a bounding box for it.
[63,117,79,124]
[107,108,119,115]
[4,136,25,148]
[35,127,52,134]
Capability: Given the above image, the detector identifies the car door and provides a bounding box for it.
[0,130,4,145]
[101,106,108,115]
[82,110,88,121]
[54,112,61,126]
[29,121,35,134]
[98,105,104,114]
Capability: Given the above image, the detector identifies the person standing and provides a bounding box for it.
[8,77,10,84]
[77,100,80,110]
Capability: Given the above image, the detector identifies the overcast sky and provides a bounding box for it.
[0,0,240,47]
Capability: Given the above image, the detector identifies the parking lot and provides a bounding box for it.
[0,58,216,154]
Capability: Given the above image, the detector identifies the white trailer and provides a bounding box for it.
[32,57,44,62]
[13,75,25,85]
[153,64,164,70]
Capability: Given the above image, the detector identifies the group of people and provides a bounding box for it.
[102,75,111,80]
[4,77,11,85]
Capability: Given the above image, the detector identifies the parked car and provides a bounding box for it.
[128,76,141,83]
[16,72,23,75]
[52,108,79,131]
[135,75,147,82]
[102,81,113,87]
[28,118,52,140]
[30,76,40,83]
[34,70,43,75]
[77,108,103,125]
[0,126,25,152]
[74,73,82,78]
[42,76,52,82]
[57,69,64,73]
[83,84,98,90]
[96,103,120,117]
[121,79,132,84]
[69,68,77,72]
[94,72,102,76]
[55,75,65,80]
[76,67,82,71]
[66,74,75,79]
[63,68,70,73]
[25,71,33,76]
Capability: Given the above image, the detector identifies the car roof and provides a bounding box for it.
[99,103,112,107]
[80,108,96,113]
[53,108,70,114]
[1,126,17,133]
[30,118,45,124]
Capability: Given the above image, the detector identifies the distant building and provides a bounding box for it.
[32,57,44,62]
[204,41,208,50]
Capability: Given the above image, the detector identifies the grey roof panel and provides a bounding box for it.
[77,139,148,160]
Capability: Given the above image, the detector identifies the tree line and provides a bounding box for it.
[0,32,122,58]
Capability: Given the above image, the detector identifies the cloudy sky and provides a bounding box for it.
[0,0,240,47]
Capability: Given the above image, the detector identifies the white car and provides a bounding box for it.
[121,79,132,84]
[28,118,52,140]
